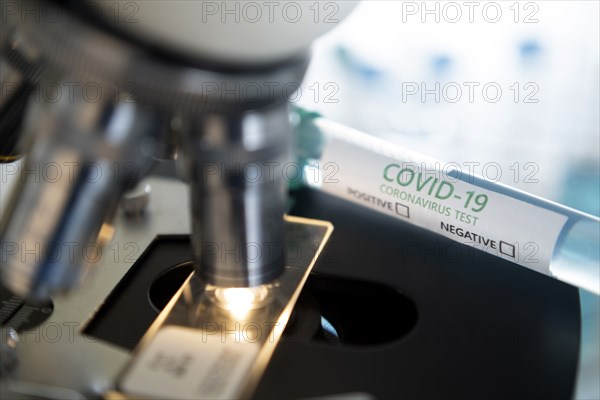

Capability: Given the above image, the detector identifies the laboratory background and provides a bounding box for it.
[294,1,599,398]
[0,1,598,399]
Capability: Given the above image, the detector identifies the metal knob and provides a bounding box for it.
[121,183,151,216]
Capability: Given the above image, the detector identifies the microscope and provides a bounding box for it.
[0,0,359,298]
[0,1,588,399]
[1,0,355,398]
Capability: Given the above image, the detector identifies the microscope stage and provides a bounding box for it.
[1,180,580,399]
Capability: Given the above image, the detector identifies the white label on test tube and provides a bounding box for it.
[315,119,568,275]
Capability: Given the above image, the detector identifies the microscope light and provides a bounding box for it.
[210,284,272,319]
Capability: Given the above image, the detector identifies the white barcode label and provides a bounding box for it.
[121,326,259,400]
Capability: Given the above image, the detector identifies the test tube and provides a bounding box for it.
[291,108,600,295]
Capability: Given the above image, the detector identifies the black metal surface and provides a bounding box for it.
[0,81,32,162]
[254,188,581,399]
[284,274,418,346]
[83,188,580,399]
[83,235,193,350]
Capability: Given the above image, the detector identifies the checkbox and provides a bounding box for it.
[395,203,410,218]
[499,241,515,258]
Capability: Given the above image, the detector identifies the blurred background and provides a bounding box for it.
[0,1,598,398]
[299,0,599,214]
[295,1,599,398]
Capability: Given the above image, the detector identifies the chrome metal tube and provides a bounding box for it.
[185,103,291,287]
[0,88,160,299]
